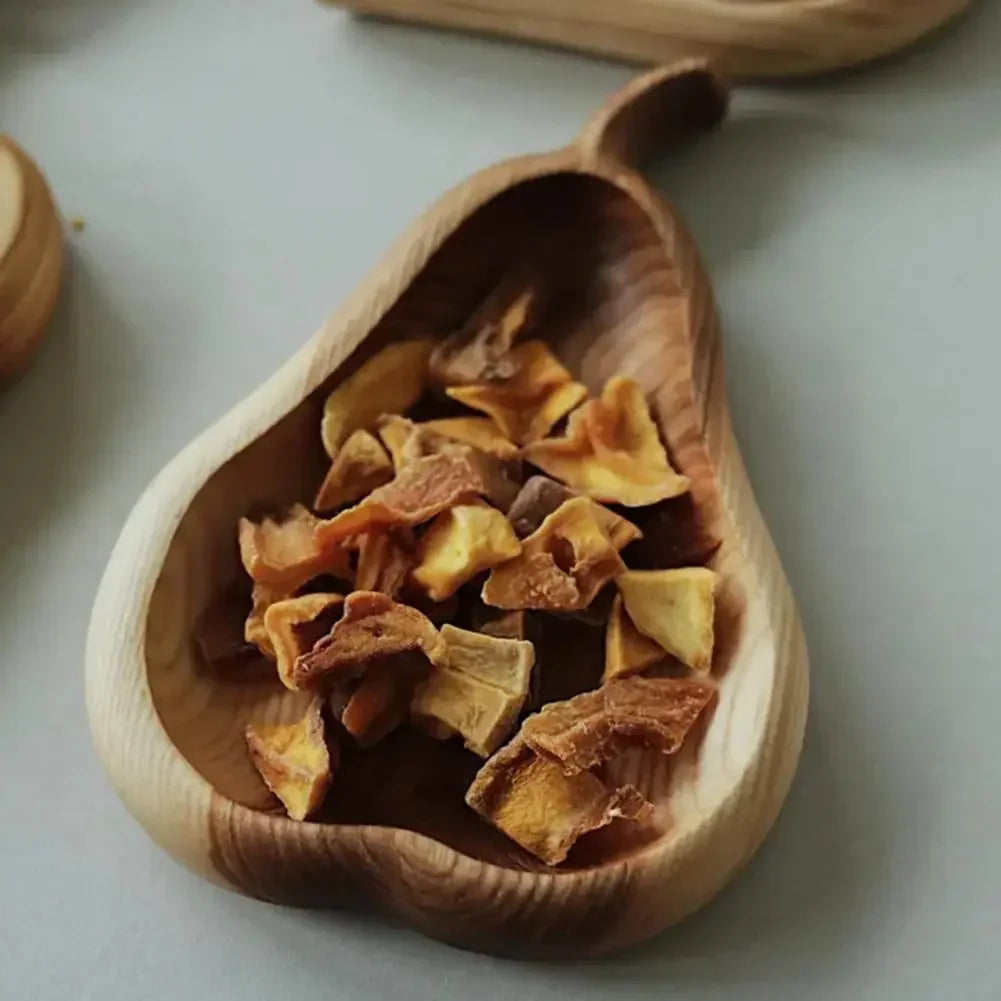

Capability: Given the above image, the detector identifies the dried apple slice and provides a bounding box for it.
[446,341,587,445]
[412,501,522,601]
[482,497,625,611]
[320,340,432,457]
[604,593,666,682]
[354,528,415,598]
[420,416,519,460]
[263,592,344,689]
[238,503,350,588]
[465,736,650,865]
[617,567,718,674]
[340,652,429,748]
[315,446,518,546]
[507,475,641,549]
[411,625,534,757]
[245,581,293,657]
[521,676,716,775]
[429,273,539,386]
[314,429,393,512]
[244,698,334,820]
[290,591,447,690]
[523,376,690,505]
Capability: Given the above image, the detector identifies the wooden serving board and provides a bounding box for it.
[326,0,973,78]
[86,61,809,958]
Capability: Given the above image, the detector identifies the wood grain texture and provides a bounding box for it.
[85,61,809,957]
[0,136,65,385]
[327,0,973,79]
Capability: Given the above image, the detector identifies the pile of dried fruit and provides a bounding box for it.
[197,285,724,866]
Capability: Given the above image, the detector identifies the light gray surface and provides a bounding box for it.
[1,1,999,998]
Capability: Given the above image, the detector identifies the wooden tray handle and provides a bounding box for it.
[575,59,729,172]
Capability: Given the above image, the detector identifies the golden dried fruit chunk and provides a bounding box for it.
[245,698,334,821]
[412,501,522,601]
[314,446,518,545]
[522,376,690,506]
[340,652,428,748]
[245,581,293,657]
[411,624,534,757]
[604,594,665,682]
[465,736,650,865]
[238,503,350,589]
[420,417,519,461]
[507,475,641,550]
[446,341,587,445]
[320,340,432,458]
[314,429,393,512]
[430,275,539,386]
[374,413,415,469]
[264,592,344,689]
[354,528,414,599]
[617,567,718,674]
[521,676,716,775]
[291,591,447,690]
[482,497,625,612]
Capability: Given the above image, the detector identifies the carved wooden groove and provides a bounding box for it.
[86,61,808,958]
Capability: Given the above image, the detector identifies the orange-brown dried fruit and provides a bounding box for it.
[429,275,539,386]
[245,698,334,820]
[264,592,344,689]
[420,416,519,461]
[290,591,447,690]
[604,593,666,682]
[507,475,641,550]
[446,341,587,445]
[239,503,350,589]
[617,567,717,674]
[465,736,650,865]
[341,652,429,748]
[412,501,522,601]
[354,528,415,599]
[411,625,534,757]
[482,497,626,611]
[244,581,293,657]
[522,376,690,506]
[314,446,518,545]
[314,429,394,512]
[320,340,432,457]
[521,676,716,775]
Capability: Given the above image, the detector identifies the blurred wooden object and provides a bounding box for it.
[0,137,64,384]
[327,0,973,78]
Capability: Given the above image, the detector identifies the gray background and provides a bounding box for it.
[2,1,999,998]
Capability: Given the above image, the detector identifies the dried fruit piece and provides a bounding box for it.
[523,376,690,506]
[245,698,334,820]
[314,446,518,545]
[482,497,626,611]
[411,625,534,757]
[521,676,716,775]
[238,503,350,588]
[354,528,414,599]
[420,416,519,461]
[474,607,529,641]
[430,274,539,385]
[507,475,641,550]
[375,413,416,469]
[446,341,587,444]
[341,652,428,748]
[263,592,344,689]
[320,340,432,457]
[604,594,665,682]
[245,581,293,657]
[412,501,522,601]
[617,568,717,674]
[314,429,393,512]
[465,737,650,865]
[291,591,447,690]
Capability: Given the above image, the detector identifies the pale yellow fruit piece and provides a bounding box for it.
[617,567,717,674]
[603,593,665,682]
[244,698,333,820]
[412,501,521,601]
[320,340,431,458]
[419,416,518,460]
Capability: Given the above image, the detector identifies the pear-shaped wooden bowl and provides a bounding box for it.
[332,0,974,79]
[0,136,64,384]
[86,61,808,958]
